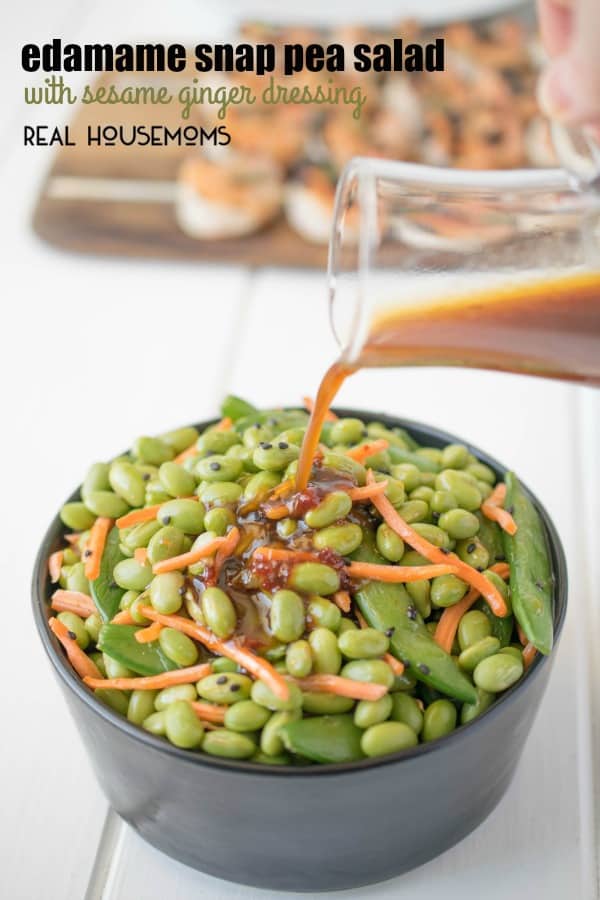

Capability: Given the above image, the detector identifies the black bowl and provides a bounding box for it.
[32,410,567,892]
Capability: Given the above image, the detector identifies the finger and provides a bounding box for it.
[537,0,573,57]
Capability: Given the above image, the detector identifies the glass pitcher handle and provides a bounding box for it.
[551,122,600,192]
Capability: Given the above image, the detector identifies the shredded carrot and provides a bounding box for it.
[252,546,321,564]
[291,674,387,701]
[346,561,460,583]
[214,416,233,432]
[214,526,240,576]
[366,470,508,618]
[434,562,511,653]
[84,517,112,582]
[265,504,291,521]
[517,622,528,646]
[84,662,212,692]
[302,396,338,421]
[355,608,368,629]
[270,478,295,500]
[49,616,103,680]
[152,536,226,575]
[333,591,351,613]
[134,621,163,644]
[116,505,161,529]
[190,701,227,724]
[139,606,290,701]
[111,609,135,625]
[347,481,388,502]
[384,653,405,676]
[64,533,81,546]
[345,439,389,462]
[174,443,199,464]
[51,589,96,618]
[198,720,220,730]
[522,642,537,670]
[481,483,518,536]
[48,550,64,583]
[134,547,148,565]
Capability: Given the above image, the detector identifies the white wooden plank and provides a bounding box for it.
[104,270,598,900]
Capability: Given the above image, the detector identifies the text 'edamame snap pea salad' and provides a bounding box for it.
[47,395,553,765]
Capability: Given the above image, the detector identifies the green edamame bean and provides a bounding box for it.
[127,689,158,726]
[289,563,340,596]
[243,423,276,451]
[361,721,418,757]
[200,482,243,507]
[456,537,490,571]
[438,508,480,540]
[202,586,237,639]
[109,460,146,508]
[165,700,204,749]
[242,470,280,502]
[60,502,96,531]
[422,699,457,742]
[396,499,429,524]
[435,470,482,511]
[147,526,186,565]
[391,463,422,492]
[130,594,151,625]
[57,612,89,650]
[341,659,394,689]
[158,461,196,498]
[113,557,153,592]
[313,523,363,555]
[390,670,417,692]
[376,523,405,562]
[458,636,501,672]
[149,572,184,615]
[338,628,389,660]
[82,462,111,498]
[211,658,238,674]
[412,523,451,549]
[306,596,341,632]
[195,455,243,483]
[157,499,205,534]
[466,462,496,485]
[379,477,406,509]
[144,480,171,506]
[430,490,458,514]
[120,520,162,553]
[286,640,312,678]
[203,506,235,536]
[431,574,469,609]
[226,444,257,473]
[302,693,355,714]
[276,518,297,539]
[410,486,434,503]
[224,700,271,733]
[158,627,199,667]
[82,614,101,645]
[416,447,443,467]
[460,686,495,724]
[337,618,358,635]
[354,694,393,728]
[330,418,365,445]
[198,673,252,705]
[305,491,352,529]
[309,627,342,674]
[197,430,240,455]
[62,548,79,566]
[132,436,174,466]
[84,491,130,519]
[251,679,303,712]
[321,452,367,486]
[270,590,305,643]
[102,654,133,679]
[441,443,470,469]
[498,645,523,662]
[260,710,301,756]
[119,590,138,611]
[253,442,299,472]
[65,562,90,595]
[155,684,197,710]
[473,653,523,692]
[458,609,492,650]
[390,693,423,735]
[143,710,167,735]
[95,688,129,716]
[160,426,199,454]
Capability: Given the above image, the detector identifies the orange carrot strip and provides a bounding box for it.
[214,416,233,432]
[174,443,199,464]
[49,617,102,680]
[366,470,508,617]
[152,536,226,575]
[292,674,387,701]
[481,483,518,536]
[302,396,338,421]
[252,546,321,564]
[434,562,511,653]
[134,621,163,644]
[355,608,368,629]
[111,609,135,625]
[346,439,389,463]
[265,504,291,521]
[384,653,405,676]
[48,550,64,583]
[522,642,537,670]
[139,606,290,701]
[190,701,227,724]
[347,481,389,502]
[84,662,213,692]
[51,589,96,618]
[270,478,295,500]
[214,526,240,576]
[64,533,81,546]
[346,561,459,583]
[116,505,162,529]
[517,622,528,646]
[84,517,112,582]
[134,547,148,565]
[333,591,351,613]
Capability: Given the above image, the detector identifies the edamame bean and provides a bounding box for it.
[251,679,303,712]
[289,563,340,596]
[498,645,523,662]
[195,455,243,483]
[224,700,271,732]
[406,581,432,619]
[132,436,174,466]
[159,627,199,667]
[253,442,299,472]
[458,609,492,650]
[458,636,501,672]
[60,502,96,531]
[198,673,252,704]
[473,654,523,692]
[197,430,240,454]
[113,557,153,592]
[150,572,184,615]
[354,694,393,728]
[341,659,394,689]
[391,464,422,492]
[200,482,243,507]
[309,627,342,674]
[158,461,196,498]
[120,520,162,553]
[396,500,429,524]
[286,640,312,678]
[143,710,167,735]
[466,462,496,485]
[430,490,458,514]
[330,418,365,445]
[276,518,297,539]
[165,700,204,749]
[412,523,451,549]
[306,596,341,632]
[410,486,434,503]
[147,526,186,565]
[160,426,199,454]
[109,460,146,508]
[431,574,469,608]
[57,612,89,650]
[158,499,205,534]
[390,693,423,735]
[304,491,352,528]
[127,689,158,726]
[202,587,237,639]
[321,452,367,486]
[438,508,480,540]
[361,721,418,757]
[435,470,482,511]
[95,688,129,716]
[82,462,111,498]
[260,710,301,756]
[144,480,171,506]
[422,699,457,742]
[456,537,490,570]
[460,687,495,724]
[211,658,238,674]
[85,491,130,519]
[203,506,235,536]
[65,562,90,595]
[338,628,389,660]
[242,470,280,502]
[102,654,133,680]
[302,693,355,714]
[155,684,197,710]
[313,523,363,555]
[270,590,305,643]
[441,443,470,469]
[376,523,405,562]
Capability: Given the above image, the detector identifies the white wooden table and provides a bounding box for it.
[2,2,599,898]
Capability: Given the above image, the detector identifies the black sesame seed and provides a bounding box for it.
[161,515,171,525]
[253,422,262,429]
[267,418,279,426]
[385,627,395,637]
[216,675,228,685]
[261,442,273,450]
[83,548,92,558]
[440,547,450,555]
[209,462,221,471]
[467,543,476,554]
[418,663,430,675]
[432,512,440,522]
[230,683,241,692]
[68,631,77,641]
[109,580,118,590]
[407,605,417,621]
[278,442,289,450]
[142,473,151,482]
